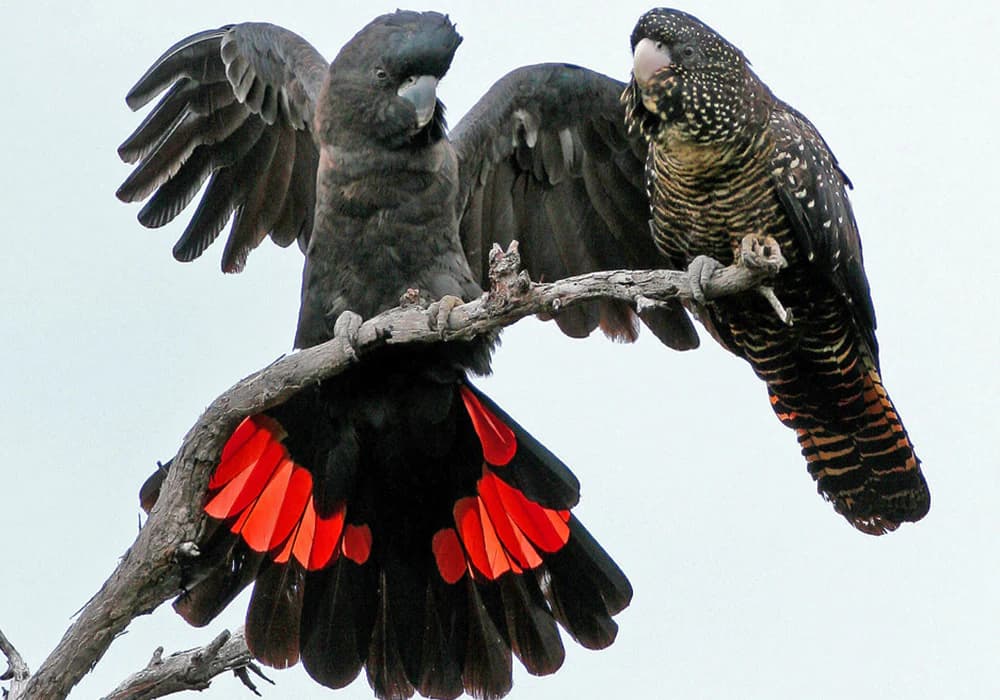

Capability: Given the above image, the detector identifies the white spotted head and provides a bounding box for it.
[623,8,770,144]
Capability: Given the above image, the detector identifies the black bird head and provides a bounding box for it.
[320,10,462,148]
[622,8,769,144]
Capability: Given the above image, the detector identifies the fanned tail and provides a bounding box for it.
[147,372,630,699]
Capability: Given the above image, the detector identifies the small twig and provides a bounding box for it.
[233,661,273,696]
[758,286,793,325]
[0,627,30,699]
[102,628,269,700]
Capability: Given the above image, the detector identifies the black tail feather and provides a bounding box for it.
[246,559,305,668]
[174,532,264,627]
[462,579,513,700]
[301,558,377,689]
[415,581,465,699]
[366,586,413,699]
[544,517,632,649]
[497,574,565,676]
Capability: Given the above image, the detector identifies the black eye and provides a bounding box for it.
[682,45,696,59]
[374,67,388,81]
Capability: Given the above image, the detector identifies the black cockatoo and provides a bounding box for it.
[118,11,685,700]
[621,8,929,534]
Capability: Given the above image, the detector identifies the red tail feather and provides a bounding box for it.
[460,385,516,466]
[426,388,575,583]
[309,505,347,570]
[206,416,365,572]
[435,469,570,583]
[341,524,372,565]
[432,528,467,584]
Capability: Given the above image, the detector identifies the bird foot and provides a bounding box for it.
[427,295,464,337]
[333,310,364,360]
[736,235,792,324]
[686,255,724,305]
[738,234,787,275]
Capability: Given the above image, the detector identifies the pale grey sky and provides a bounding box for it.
[2,1,998,698]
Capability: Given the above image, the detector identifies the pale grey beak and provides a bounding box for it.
[397,75,439,129]
[633,37,672,87]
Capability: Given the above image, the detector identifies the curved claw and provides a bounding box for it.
[686,255,724,306]
[333,310,364,360]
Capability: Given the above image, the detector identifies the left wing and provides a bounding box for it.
[452,63,698,349]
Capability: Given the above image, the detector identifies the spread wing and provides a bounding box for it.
[117,23,327,273]
[770,103,878,360]
[452,63,698,349]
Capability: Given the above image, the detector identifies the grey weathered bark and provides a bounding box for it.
[1,626,31,699]
[101,629,271,700]
[6,237,786,700]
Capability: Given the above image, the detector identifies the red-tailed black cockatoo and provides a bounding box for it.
[119,10,689,699]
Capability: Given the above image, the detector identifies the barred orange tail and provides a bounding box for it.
[771,365,929,535]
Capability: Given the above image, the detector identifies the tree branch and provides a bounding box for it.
[0,627,30,699]
[101,628,271,700]
[11,236,785,700]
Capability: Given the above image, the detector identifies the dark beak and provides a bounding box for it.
[398,75,439,129]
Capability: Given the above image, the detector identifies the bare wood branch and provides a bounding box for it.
[101,628,269,700]
[0,627,30,699]
[15,237,785,700]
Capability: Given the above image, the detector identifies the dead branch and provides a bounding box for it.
[0,627,30,699]
[101,628,271,700]
[10,236,785,700]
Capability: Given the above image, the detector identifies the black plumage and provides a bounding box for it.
[123,12,642,699]
[622,8,929,533]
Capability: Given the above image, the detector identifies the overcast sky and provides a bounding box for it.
[2,1,998,698]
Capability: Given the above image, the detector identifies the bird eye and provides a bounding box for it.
[374,67,388,81]
[682,45,696,59]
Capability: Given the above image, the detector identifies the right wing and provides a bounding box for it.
[117,23,327,273]
[452,63,698,349]
[770,102,878,362]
